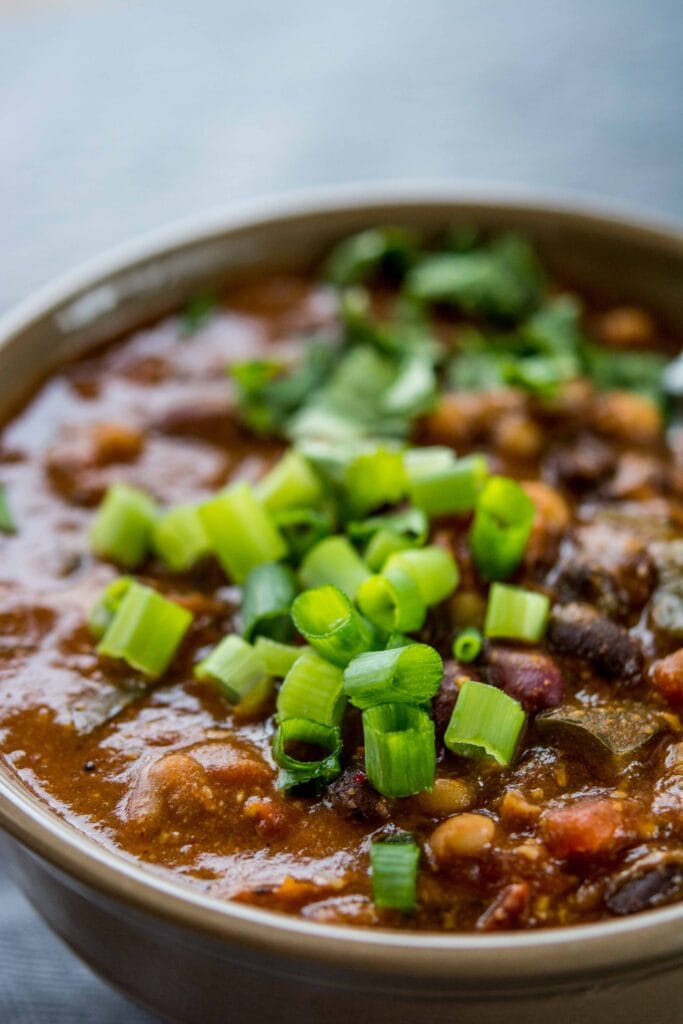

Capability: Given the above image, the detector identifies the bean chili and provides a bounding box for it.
[0,228,682,932]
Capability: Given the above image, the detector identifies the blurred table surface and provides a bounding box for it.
[0,0,681,1020]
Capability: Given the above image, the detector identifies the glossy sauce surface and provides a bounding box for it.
[1,274,682,931]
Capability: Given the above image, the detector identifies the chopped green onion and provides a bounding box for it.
[253,636,304,678]
[484,583,549,643]
[198,482,286,583]
[195,634,268,704]
[233,674,275,717]
[356,565,427,634]
[240,561,296,643]
[89,483,158,569]
[371,835,420,912]
[88,575,134,638]
[384,546,459,607]
[277,648,346,727]
[347,506,428,547]
[0,483,16,534]
[152,504,210,572]
[364,529,412,572]
[452,626,483,663]
[385,631,417,650]
[96,581,192,678]
[444,679,525,765]
[363,703,436,797]
[343,444,407,516]
[343,644,442,709]
[273,506,334,561]
[325,227,417,287]
[299,535,371,599]
[469,476,535,581]
[255,450,323,514]
[273,717,342,791]
[405,449,488,517]
[291,585,376,667]
[347,506,428,570]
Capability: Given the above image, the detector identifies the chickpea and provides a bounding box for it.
[416,778,475,817]
[429,813,496,866]
[596,307,654,349]
[522,480,570,534]
[521,480,570,566]
[423,390,523,446]
[92,422,144,465]
[450,590,487,630]
[592,390,662,446]
[492,413,543,461]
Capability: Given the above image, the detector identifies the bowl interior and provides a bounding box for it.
[1,188,682,982]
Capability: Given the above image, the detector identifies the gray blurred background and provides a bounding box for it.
[0,0,681,1020]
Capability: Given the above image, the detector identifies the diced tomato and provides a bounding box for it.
[541,798,625,859]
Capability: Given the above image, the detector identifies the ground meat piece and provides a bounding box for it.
[605,852,683,915]
[650,649,683,708]
[541,797,628,859]
[475,882,530,931]
[544,434,616,492]
[551,523,656,618]
[548,603,644,682]
[325,765,391,822]
[485,646,565,713]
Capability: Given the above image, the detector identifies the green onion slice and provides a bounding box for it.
[277,648,346,728]
[195,634,269,704]
[469,476,535,581]
[240,561,296,643]
[89,483,158,569]
[444,679,525,765]
[291,585,376,667]
[299,535,371,600]
[273,506,334,561]
[383,546,459,607]
[96,581,192,678]
[273,717,342,791]
[253,636,304,678]
[484,583,550,643]
[0,483,16,534]
[344,644,442,709]
[371,835,420,912]
[152,504,210,572]
[404,448,488,518]
[88,575,134,638]
[256,450,323,514]
[356,565,427,634]
[343,444,407,516]
[347,506,428,547]
[199,482,286,583]
[362,703,436,797]
[385,631,417,650]
[363,529,412,572]
[452,626,483,663]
